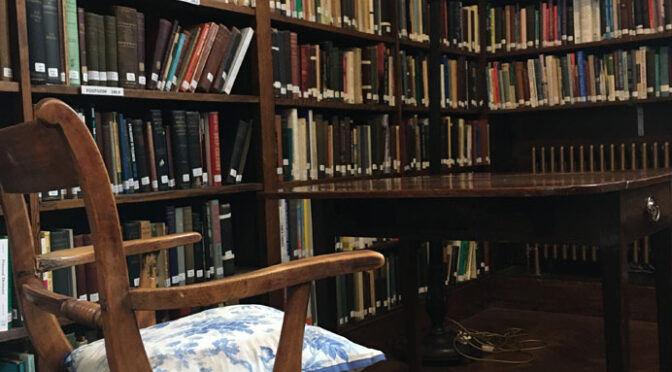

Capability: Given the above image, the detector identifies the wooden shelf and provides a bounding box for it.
[402,105,429,114]
[0,319,73,343]
[275,98,396,112]
[488,95,672,114]
[399,38,429,50]
[366,240,399,252]
[31,85,259,104]
[439,45,479,58]
[198,0,256,15]
[439,164,491,173]
[270,13,395,44]
[487,30,672,60]
[280,173,402,188]
[403,105,481,115]
[39,183,263,212]
[0,81,19,93]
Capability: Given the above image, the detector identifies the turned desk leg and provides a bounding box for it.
[600,242,631,372]
[651,229,672,372]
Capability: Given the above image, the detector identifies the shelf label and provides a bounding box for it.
[178,0,200,4]
[81,85,124,97]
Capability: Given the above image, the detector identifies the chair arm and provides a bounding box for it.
[129,250,385,310]
[36,232,201,273]
[22,279,102,328]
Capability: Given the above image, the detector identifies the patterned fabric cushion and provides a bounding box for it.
[63,304,385,372]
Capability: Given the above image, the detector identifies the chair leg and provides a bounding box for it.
[273,283,311,372]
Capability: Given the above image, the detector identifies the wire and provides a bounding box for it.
[446,318,547,364]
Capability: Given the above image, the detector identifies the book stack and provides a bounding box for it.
[403,115,430,171]
[401,51,429,107]
[0,352,35,372]
[487,46,672,110]
[271,32,396,106]
[0,0,11,81]
[271,0,393,36]
[275,109,399,181]
[486,0,672,54]
[39,200,236,299]
[25,1,254,94]
[439,1,480,52]
[439,55,481,109]
[41,108,253,200]
[443,240,490,286]
[440,117,491,168]
[334,238,402,326]
[398,0,430,42]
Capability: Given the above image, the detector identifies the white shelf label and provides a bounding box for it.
[178,0,200,4]
[81,85,124,97]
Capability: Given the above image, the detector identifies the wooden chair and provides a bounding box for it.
[0,98,385,372]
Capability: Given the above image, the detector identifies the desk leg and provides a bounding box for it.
[401,239,421,372]
[600,242,630,372]
[651,229,672,372]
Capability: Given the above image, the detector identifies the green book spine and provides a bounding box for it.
[103,15,118,87]
[655,51,661,97]
[457,241,469,282]
[661,47,670,97]
[64,0,80,86]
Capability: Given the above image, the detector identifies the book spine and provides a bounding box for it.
[137,12,146,88]
[104,15,119,87]
[208,112,222,185]
[42,0,61,84]
[114,6,139,89]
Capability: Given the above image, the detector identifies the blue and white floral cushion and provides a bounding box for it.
[63,304,385,372]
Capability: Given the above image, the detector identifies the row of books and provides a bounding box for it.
[439,2,480,52]
[270,0,392,37]
[38,201,236,304]
[398,0,429,42]
[41,108,252,200]
[26,1,253,94]
[486,0,672,54]
[486,46,672,110]
[0,0,11,81]
[440,117,491,169]
[271,33,396,106]
[275,110,400,181]
[0,237,14,332]
[439,55,481,109]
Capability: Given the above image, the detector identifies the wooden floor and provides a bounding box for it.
[365,307,659,372]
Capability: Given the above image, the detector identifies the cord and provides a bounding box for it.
[446,318,547,364]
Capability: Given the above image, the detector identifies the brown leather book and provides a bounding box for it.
[211,26,240,93]
[0,0,10,81]
[290,32,300,99]
[514,61,524,104]
[179,23,210,92]
[76,7,87,84]
[196,24,231,92]
[190,22,219,92]
[104,15,119,87]
[136,12,145,89]
[146,18,172,90]
[114,6,138,89]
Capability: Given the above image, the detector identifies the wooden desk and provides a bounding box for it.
[265,171,672,372]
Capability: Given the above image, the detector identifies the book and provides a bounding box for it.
[221,27,254,94]
[114,6,138,89]
[63,0,79,85]
[103,15,118,87]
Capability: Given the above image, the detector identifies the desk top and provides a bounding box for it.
[265,170,672,199]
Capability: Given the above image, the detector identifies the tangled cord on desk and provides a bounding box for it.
[447,318,547,364]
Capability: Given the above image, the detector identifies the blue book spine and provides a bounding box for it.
[535,9,540,47]
[117,113,131,194]
[577,51,587,100]
[127,119,139,192]
[164,33,186,91]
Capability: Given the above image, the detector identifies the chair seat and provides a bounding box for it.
[63,304,385,372]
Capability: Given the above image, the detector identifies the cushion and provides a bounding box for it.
[63,304,385,372]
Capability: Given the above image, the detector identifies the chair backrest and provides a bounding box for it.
[0,99,151,371]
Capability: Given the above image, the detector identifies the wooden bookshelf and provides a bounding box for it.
[399,38,430,50]
[488,95,672,114]
[275,98,396,112]
[280,173,402,189]
[487,30,672,59]
[39,183,263,212]
[31,85,260,103]
[0,319,73,343]
[269,13,395,44]
[0,81,19,93]
[198,0,256,15]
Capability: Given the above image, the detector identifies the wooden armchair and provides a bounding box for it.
[0,99,385,372]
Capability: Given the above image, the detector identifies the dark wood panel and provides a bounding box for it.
[39,183,263,212]
[487,30,672,59]
[270,13,395,44]
[31,85,260,103]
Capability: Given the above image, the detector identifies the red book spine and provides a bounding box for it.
[493,62,500,105]
[300,45,309,98]
[553,4,559,43]
[649,0,655,30]
[180,23,211,92]
[208,112,222,185]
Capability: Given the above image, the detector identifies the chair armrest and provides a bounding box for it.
[129,250,385,310]
[36,232,201,273]
[22,279,102,328]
